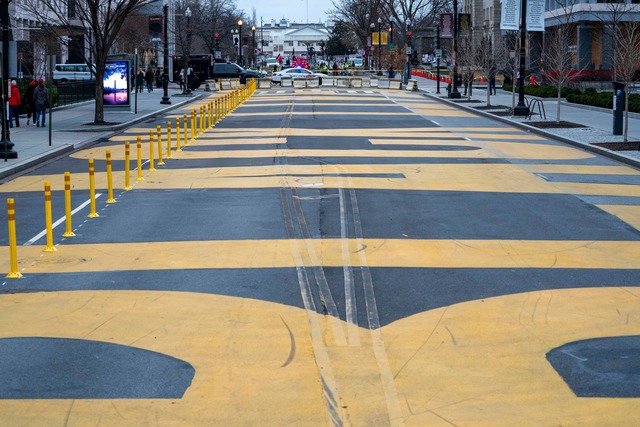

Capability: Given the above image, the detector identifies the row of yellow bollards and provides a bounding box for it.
[4,81,257,278]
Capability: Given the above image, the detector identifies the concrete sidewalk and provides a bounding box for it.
[0,84,201,181]
[412,75,640,168]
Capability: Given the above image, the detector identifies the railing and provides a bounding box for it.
[54,81,96,107]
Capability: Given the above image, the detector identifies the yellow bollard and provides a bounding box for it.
[183,113,189,146]
[88,159,99,218]
[176,117,182,152]
[136,136,144,181]
[149,130,156,171]
[191,110,195,141]
[106,150,116,203]
[124,141,132,190]
[43,181,57,252]
[63,172,75,237]
[6,198,22,278]
[156,125,165,166]
[166,122,172,158]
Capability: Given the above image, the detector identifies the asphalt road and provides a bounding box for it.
[0,86,639,426]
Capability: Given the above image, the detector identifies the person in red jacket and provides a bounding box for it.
[8,80,21,127]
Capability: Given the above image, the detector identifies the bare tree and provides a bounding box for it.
[474,35,494,106]
[542,24,575,122]
[22,0,158,124]
[456,37,475,99]
[193,0,237,59]
[114,12,154,58]
[330,0,387,51]
[614,21,640,142]
[543,0,586,122]
[595,1,640,80]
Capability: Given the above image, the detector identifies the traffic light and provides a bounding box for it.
[215,33,220,51]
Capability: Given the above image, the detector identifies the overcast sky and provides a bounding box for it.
[235,0,333,24]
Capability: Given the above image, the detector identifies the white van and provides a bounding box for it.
[52,64,95,82]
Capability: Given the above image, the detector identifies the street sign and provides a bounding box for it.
[435,49,442,58]
[406,47,412,55]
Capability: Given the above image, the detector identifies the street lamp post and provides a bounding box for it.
[513,0,530,116]
[183,6,192,95]
[369,22,375,71]
[450,0,461,98]
[377,17,382,76]
[237,19,243,66]
[160,0,171,104]
[251,25,256,67]
[0,0,15,160]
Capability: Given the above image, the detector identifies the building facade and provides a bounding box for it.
[464,0,640,73]
[257,19,332,62]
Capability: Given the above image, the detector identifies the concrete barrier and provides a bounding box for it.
[322,77,335,87]
[307,77,320,88]
[219,79,233,90]
[258,78,271,89]
[369,76,378,87]
[406,79,418,91]
[293,78,306,88]
[204,80,217,91]
[350,78,362,88]
[281,77,293,87]
[389,79,402,89]
[378,78,390,89]
[336,78,350,88]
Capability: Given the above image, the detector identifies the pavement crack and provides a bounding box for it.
[394,306,449,379]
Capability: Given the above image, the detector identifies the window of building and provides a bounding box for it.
[68,0,76,18]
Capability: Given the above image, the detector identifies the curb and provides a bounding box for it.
[0,145,74,182]
[422,90,640,170]
[0,94,206,182]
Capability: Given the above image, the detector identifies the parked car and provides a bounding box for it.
[271,67,328,84]
[52,63,96,83]
[212,62,260,84]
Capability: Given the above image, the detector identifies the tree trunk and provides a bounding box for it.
[624,87,629,142]
[556,88,561,123]
[486,76,491,107]
[93,60,106,124]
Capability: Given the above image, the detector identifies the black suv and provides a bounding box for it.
[212,62,260,84]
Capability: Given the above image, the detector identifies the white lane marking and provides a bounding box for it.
[24,194,103,246]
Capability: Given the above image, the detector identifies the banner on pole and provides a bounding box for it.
[439,14,453,39]
[501,0,545,31]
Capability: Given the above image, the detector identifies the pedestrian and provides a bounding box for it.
[178,69,184,90]
[33,78,49,128]
[24,80,36,125]
[135,69,144,93]
[8,80,21,127]
[387,66,395,78]
[145,68,154,92]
